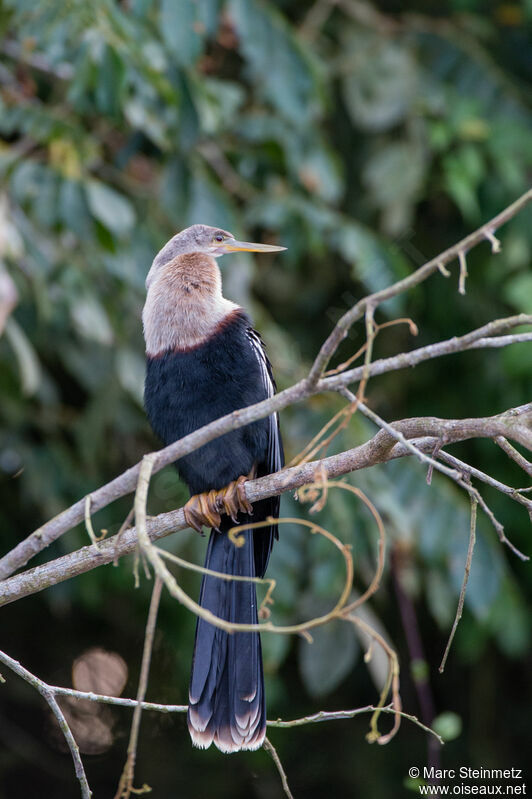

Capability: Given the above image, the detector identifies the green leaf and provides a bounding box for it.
[425,569,456,629]
[298,597,359,697]
[363,141,427,234]
[186,172,237,230]
[95,45,126,116]
[85,180,136,236]
[488,578,530,657]
[191,77,245,135]
[124,97,171,149]
[196,0,223,35]
[229,0,320,125]
[341,31,418,131]
[116,348,145,406]
[358,455,506,624]
[331,222,408,309]
[159,0,204,66]
[443,145,486,220]
[503,272,532,314]
[261,630,291,672]
[297,143,343,204]
[432,712,462,742]
[58,179,92,238]
[10,161,46,208]
[3,317,42,396]
[70,294,114,346]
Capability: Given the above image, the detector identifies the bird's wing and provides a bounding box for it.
[245,327,284,576]
[245,327,283,475]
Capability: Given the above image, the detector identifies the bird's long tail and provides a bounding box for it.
[187,515,265,753]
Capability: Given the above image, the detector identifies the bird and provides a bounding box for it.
[142,224,285,753]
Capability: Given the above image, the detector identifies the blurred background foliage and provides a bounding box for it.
[0,0,531,796]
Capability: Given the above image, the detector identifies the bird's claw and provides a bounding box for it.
[183,475,254,532]
[184,490,221,533]
[217,475,253,522]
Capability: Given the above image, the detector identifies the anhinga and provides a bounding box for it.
[142,224,285,753]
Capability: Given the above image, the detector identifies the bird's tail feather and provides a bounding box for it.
[187,515,266,753]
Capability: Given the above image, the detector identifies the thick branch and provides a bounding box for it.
[1,313,530,582]
[1,407,530,607]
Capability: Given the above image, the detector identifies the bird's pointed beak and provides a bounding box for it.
[220,238,287,253]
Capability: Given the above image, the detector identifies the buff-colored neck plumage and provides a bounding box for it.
[142,252,239,356]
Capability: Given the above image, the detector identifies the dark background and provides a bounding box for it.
[0,1,531,797]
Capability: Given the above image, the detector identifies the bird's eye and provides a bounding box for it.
[214,234,225,243]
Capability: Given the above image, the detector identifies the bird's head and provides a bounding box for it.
[147,224,286,288]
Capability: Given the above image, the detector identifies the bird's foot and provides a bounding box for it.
[183,473,254,533]
[183,489,221,533]
[218,474,253,522]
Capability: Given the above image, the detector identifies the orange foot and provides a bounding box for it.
[184,474,254,533]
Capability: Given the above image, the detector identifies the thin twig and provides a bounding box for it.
[474,490,522,558]
[288,401,357,467]
[458,250,468,295]
[146,513,353,635]
[0,649,91,799]
[84,495,105,549]
[350,397,531,560]
[467,333,532,349]
[0,669,444,742]
[52,687,188,713]
[484,229,501,253]
[426,439,444,485]
[495,436,532,477]
[334,481,386,613]
[348,394,462,483]
[114,575,163,799]
[345,614,402,745]
[324,315,532,402]
[436,450,530,560]
[113,507,135,566]
[439,496,478,673]
[263,738,294,799]
[268,704,443,742]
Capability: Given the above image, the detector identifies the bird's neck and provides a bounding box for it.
[142,253,239,356]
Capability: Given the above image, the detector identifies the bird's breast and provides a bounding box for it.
[144,309,271,493]
[143,287,240,355]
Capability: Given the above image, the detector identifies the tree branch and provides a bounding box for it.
[263,738,295,799]
[1,312,530,583]
[0,649,443,744]
[307,187,532,382]
[114,575,162,799]
[1,405,530,607]
[21,683,441,742]
[439,495,478,672]
[322,315,532,407]
[0,649,91,799]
